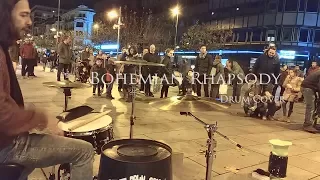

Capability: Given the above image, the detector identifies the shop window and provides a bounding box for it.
[285,0,298,11]
[299,29,309,42]
[76,22,84,27]
[252,29,261,41]
[299,0,306,11]
[314,30,320,43]
[267,0,277,11]
[282,28,292,41]
[276,28,282,41]
[238,31,247,42]
[307,0,319,12]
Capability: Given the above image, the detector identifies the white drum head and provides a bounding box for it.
[58,113,113,133]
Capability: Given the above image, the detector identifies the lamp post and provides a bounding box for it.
[56,0,61,51]
[171,6,180,49]
[108,7,122,55]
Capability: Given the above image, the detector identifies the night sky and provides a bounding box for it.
[29,0,100,10]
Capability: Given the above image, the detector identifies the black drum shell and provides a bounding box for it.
[268,152,288,178]
[98,139,172,180]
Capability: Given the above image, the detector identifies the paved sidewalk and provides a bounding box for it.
[19,67,320,180]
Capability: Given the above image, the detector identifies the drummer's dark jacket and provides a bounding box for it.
[143,52,161,76]
[0,45,47,149]
[160,55,173,83]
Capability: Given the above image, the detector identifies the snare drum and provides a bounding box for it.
[58,114,114,154]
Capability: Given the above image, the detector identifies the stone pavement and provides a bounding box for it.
[18,66,320,180]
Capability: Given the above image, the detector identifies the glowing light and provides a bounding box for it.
[108,10,118,19]
[171,6,180,16]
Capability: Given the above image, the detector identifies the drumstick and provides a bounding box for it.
[68,110,111,131]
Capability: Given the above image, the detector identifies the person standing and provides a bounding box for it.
[57,35,72,81]
[81,47,90,61]
[281,69,302,123]
[160,48,174,98]
[211,55,225,100]
[140,48,149,92]
[226,59,244,102]
[143,44,161,97]
[8,40,20,72]
[20,39,35,78]
[92,59,105,96]
[301,70,320,133]
[252,46,280,120]
[194,45,213,97]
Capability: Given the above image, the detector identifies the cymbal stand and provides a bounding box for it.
[181,112,244,180]
[129,66,141,139]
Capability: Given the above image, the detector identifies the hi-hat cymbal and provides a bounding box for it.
[43,80,91,89]
[113,60,165,67]
[149,95,230,112]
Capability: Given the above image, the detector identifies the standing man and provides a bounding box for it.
[0,0,94,179]
[8,40,20,71]
[301,70,320,133]
[20,39,35,78]
[57,35,72,81]
[252,46,280,120]
[143,44,161,97]
[194,45,213,97]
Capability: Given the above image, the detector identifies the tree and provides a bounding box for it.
[33,34,56,49]
[180,22,233,50]
[92,7,172,51]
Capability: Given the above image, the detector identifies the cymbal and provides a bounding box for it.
[149,95,230,112]
[43,80,91,89]
[113,60,165,67]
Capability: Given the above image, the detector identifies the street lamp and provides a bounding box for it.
[107,7,122,55]
[171,5,180,49]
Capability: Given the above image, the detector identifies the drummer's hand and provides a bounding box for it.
[47,125,64,136]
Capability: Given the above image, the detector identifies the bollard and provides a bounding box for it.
[268,139,292,178]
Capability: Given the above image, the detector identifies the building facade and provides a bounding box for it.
[31,5,67,36]
[53,5,96,49]
[207,0,320,68]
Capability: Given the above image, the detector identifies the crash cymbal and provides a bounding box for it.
[149,95,230,112]
[113,60,165,67]
[43,80,91,89]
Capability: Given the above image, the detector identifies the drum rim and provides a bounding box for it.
[64,125,113,136]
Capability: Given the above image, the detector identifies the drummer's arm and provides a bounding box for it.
[0,54,47,136]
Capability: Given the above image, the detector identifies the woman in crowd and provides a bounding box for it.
[281,69,302,123]
[160,48,174,98]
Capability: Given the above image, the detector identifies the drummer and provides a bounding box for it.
[0,1,94,179]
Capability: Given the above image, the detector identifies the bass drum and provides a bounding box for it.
[98,139,172,180]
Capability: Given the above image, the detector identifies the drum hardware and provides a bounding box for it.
[114,59,164,139]
[43,81,90,112]
[180,112,244,180]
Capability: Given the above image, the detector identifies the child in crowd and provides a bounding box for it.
[92,59,106,96]
[243,81,267,120]
[281,69,302,123]
[181,69,195,95]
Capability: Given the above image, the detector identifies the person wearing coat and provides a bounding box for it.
[160,48,174,98]
[281,69,303,123]
[226,59,245,102]
[210,55,224,100]
[194,45,213,97]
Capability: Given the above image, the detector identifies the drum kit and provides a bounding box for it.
[41,59,244,180]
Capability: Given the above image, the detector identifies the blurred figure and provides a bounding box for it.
[57,35,72,81]
[143,44,161,97]
[20,39,35,78]
[160,48,174,98]
[307,61,320,77]
[226,59,244,102]
[194,45,213,97]
[281,69,302,123]
[295,65,304,78]
[92,59,105,96]
[81,47,90,61]
[210,55,224,100]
